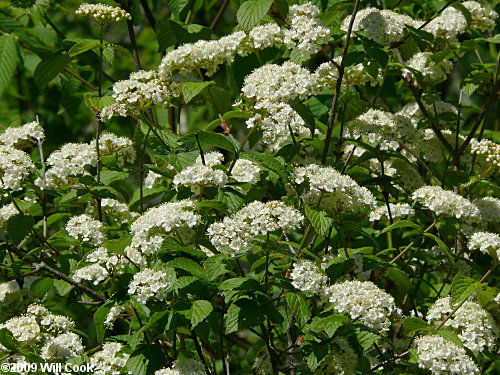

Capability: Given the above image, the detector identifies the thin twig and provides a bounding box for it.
[210,0,230,30]
[321,0,361,164]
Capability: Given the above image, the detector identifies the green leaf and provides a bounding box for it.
[68,40,100,56]
[403,317,430,336]
[125,345,165,375]
[204,254,235,281]
[285,292,311,328]
[423,232,455,267]
[225,298,265,333]
[167,258,207,280]
[182,130,236,152]
[405,25,434,52]
[323,257,355,283]
[289,100,316,136]
[156,20,211,51]
[196,200,229,214]
[0,34,18,96]
[240,151,288,181]
[304,206,334,237]
[385,267,412,294]
[0,328,20,351]
[182,81,215,103]
[450,273,479,305]
[219,277,262,292]
[380,220,422,234]
[94,300,115,345]
[301,341,331,371]
[437,328,465,348]
[451,2,472,25]
[11,0,37,8]
[309,314,350,337]
[188,300,213,328]
[34,54,71,90]
[237,0,274,31]
[7,215,34,244]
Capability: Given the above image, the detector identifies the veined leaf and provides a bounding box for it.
[237,0,274,31]
[182,81,214,103]
[0,34,18,96]
[450,273,479,305]
[188,300,213,328]
[34,53,71,90]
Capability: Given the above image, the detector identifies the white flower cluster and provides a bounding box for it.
[66,214,105,246]
[369,203,415,222]
[144,170,164,189]
[0,145,35,190]
[92,133,136,166]
[424,1,498,42]
[101,70,183,120]
[242,62,318,104]
[173,152,228,194]
[327,280,401,331]
[159,32,246,77]
[91,342,130,375]
[104,305,125,328]
[130,199,200,255]
[282,2,331,59]
[73,263,109,285]
[468,231,500,260]
[38,142,97,189]
[470,138,500,169]
[316,58,384,89]
[154,359,205,375]
[316,337,357,375]
[87,198,137,225]
[230,159,261,185]
[240,23,283,53]
[290,259,329,297]
[0,121,44,147]
[415,335,480,375]
[474,196,500,223]
[208,201,303,256]
[345,109,415,151]
[41,332,84,361]
[292,164,376,212]
[341,8,421,44]
[246,101,311,152]
[1,304,82,362]
[128,268,171,303]
[404,52,454,82]
[75,3,131,24]
[0,280,20,301]
[411,186,481,224]
[0,203,18,225]
[398,101,458,128]
[426,297,497,354]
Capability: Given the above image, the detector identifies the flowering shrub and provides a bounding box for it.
[0,0,499,374]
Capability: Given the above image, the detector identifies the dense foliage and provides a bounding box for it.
[0,0,499,374]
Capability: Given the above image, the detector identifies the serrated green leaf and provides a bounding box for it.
[34,54,71,90]
[285,292,311,328]
[219,277,262,292]
[167,258,206,280]
[225,298,265,333]
[7,215,34,244]
[196,200,229,214]
[311,314,350,337]
[188,300,213,328]
[68,40,100,56]
[0,328,20,351]
[182,130,236,152]
[0,34,18,96]
[237,0,274,31]
[240,151,288,181]
[182,81,215,103]
[450,273,479,305]
[405,25,434,52]
[304,206,334,237]
[403,317,429,336]
[84,93,115,112]
[204,254,235,281]
[289,100,316,136]
[380,219,422,234]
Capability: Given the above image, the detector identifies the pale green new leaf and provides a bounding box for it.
[0,34,18,96]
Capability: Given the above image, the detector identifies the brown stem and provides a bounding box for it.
[321,0,361,164]
[210,0,230,30]
[33,262,106,302]
[390,221,436,264]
